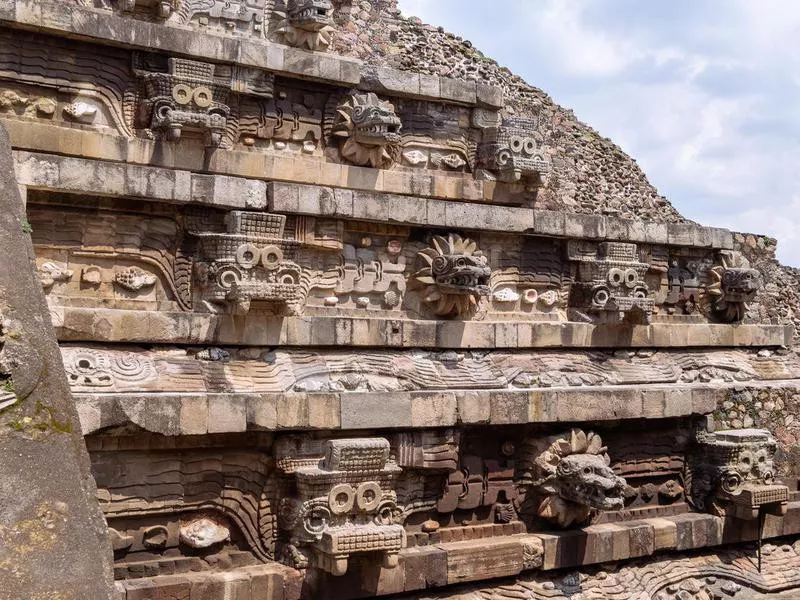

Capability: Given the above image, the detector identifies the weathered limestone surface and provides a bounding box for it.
[0,124,114,599]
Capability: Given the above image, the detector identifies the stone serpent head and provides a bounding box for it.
[287,0,334,32]
[517,429,626,528]
[332,93,402,168]
[412,234,491,318]
[703,252,762,322]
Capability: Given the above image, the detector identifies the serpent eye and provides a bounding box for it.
[582,467,593,476]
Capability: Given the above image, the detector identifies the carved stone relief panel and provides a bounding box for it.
[176,0,268,36]
[275,436,405,576]
[478,117,551,188]
[238,88,324,153]
[27,197,189,311]
[646,247,762,323]
[27,193,766,326]
[132,54,275,147]
[409,234,491,319]
[567,241,654,324]
[687,428,788,520]
[60,346,800,396]
[0,32,134,137]
[91,441,277,566]
[393,99,479,174]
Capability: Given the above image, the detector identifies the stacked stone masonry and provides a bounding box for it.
[1,1,800,599]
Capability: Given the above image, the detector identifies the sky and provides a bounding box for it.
[397,0,800,266]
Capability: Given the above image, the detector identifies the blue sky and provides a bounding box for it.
[397,0,800,266]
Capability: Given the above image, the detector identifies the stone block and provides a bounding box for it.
[247,395,278,431]
[648,518,678,551]
[624,522,655,558]
[604,216,630,241]
[537,530,586,570]
[662,387,693,417]
[249,569,284,600]
[691,386,722,415]
[532,210,566,236]
[275,393,309,429]
[127,575,191,600]
[307,393,340,429]
[489,391,529,424]
[643,221,669,244]
[642,388,666,418]
[667,222,699,246]
[439,77,477,105]
[411,392,457,427]
[564,214,606,239]
[207,394,246,433]
[361,65,420,96]
[418,74,441,98]
[179,395,208,435]
[581,525,614,565]
[340,393,412,429]
[670,513,720,551]
[555,388,643,422]
[475,83,504,109]
[443,538,523,584]
[457,390,491,424]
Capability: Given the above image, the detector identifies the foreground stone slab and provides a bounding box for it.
[0,124,114,598]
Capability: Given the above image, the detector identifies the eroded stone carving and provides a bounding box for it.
[189,211,310,314]
[179,514,231,548]
[517,429,626,528]
[61,348,157,390]
[119,0,178,19]
[134,56,273,147]
[39,262,73,290]
[114,267,157,291]
[703,251,762,323]
[411,233,491,318]
[568,241,653,324]
[135,56,231,146]
[331,92,402,169]
[178,0,265,35]
[478,117,550,187]
[687,428,788,519]
[277,438,405,576]
[274,0,335,51]
[94,447,275,561]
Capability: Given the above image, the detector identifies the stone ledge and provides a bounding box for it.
[114,562,302,600]
[0,0,362,85]
[15,150,728,250]
[110,505,800,599]
[72,385,733,435]
[367,508,800,596]
[14,151,267,210]
[270,181,734,248]
[53,306,791,348]
[0,0,503,107]
[5,122,496,204]
[533,504,800,571]
[360,65,503,108]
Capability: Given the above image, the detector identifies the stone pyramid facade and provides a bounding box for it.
[1,1,800,598]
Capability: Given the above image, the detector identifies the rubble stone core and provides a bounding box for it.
[1,1,800,598]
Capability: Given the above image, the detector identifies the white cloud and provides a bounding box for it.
[396,0,800,266]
